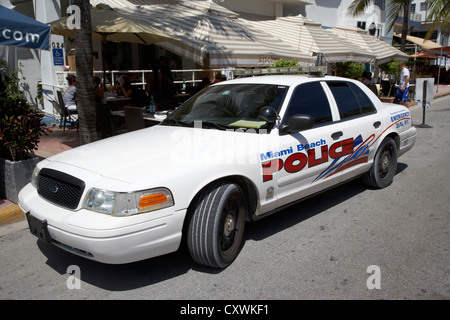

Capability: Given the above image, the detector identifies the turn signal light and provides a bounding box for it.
[139,193,169,209]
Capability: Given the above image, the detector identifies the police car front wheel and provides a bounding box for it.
[187,182,246,268]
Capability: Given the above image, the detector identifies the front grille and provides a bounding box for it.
[38,168,85,210]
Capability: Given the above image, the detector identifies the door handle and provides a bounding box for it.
[331,131,343,140]
[373,121,381,129]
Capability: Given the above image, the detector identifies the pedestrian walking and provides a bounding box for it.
[396,62,410,107]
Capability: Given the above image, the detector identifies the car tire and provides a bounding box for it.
[187,182,246,268]
[363,137,397,189]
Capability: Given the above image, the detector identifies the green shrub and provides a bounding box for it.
[335,62,365,80]
[270,58,299,68]
[379,60,400,97]
[0,63,46,161]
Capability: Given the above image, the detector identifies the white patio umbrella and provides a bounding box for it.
[107,1,315,67]
[48,4,173,45]
[240,15,376,64]
[49,4,175,81]
[330,26,409,65]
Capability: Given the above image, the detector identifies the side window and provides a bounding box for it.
[349,82,376,114]
[328,81,376,119]
[328,82,361,119]
[286,82,332,125]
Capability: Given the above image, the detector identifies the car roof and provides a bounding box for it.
[214,74,355,86]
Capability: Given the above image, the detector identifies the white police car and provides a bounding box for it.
[19,72,416,268]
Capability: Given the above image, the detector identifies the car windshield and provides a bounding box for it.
[161,83,288,130]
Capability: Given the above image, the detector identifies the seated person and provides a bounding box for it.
[114,81,124,96]
[93,76,104,103]
[63,75,77,113]
[120,76,133,99]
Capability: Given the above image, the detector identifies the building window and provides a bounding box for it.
[357,21,366,30]
[411,3,416,14]
[374,0,385,11]
[420,2,428,11]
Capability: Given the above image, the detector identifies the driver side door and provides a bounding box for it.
[263,81,345,208]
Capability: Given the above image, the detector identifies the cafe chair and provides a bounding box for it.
[56,90,78,131]
[132,88,148,108]
[96,103,117,138]
[124,106,145,132]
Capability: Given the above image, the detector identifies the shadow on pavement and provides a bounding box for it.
[35,163,408,291]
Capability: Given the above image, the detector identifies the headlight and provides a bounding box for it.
[84,187,174,217]
[31,166,41,188]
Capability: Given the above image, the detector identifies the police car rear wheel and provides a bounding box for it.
[364,137,397,189]
[187,182,246,268]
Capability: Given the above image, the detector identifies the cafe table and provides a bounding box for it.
[111,110,167,128]
[103,94,131,110]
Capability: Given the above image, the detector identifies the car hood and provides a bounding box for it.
[47,125,260,185]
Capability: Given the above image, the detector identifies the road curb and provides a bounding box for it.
[0,203,24,227]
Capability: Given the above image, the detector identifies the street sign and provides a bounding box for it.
[415,78,434,128]
[415,78,434,104]
[52,48,64,66]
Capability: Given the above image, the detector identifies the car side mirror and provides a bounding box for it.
[259,106,279,123]
[279,114,314,135]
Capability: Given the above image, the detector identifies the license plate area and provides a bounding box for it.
[26,212,53,243]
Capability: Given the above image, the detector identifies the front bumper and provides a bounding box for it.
[18,184,186,264]
[398,126,417,157]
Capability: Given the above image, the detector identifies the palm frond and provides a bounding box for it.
[424,0,450,39]
[385,0,404,33]
[347,0,373,16]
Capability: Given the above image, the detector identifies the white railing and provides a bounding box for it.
[55,68,243,89]
[41,66,324,118]
[41,68,241,117]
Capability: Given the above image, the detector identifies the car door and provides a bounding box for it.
[324,80,380,181]
[261,81,345,208]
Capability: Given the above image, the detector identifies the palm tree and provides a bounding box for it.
[348,0,412,52]
[74,0,98,144]
[424,0,450,40]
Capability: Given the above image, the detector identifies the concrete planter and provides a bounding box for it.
[379,97,395,103]
[0,154,41,203]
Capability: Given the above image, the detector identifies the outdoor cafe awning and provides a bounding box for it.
[425,46,450,57]
[90,0,316,67]
[393,33,442,50]
[0,5,50,50]
[410,51,440,59]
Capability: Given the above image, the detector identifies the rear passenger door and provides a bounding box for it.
[324,81,380,181]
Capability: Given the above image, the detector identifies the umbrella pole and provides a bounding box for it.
[102,42,107,87]
[102,38,107,87]
[436,46,443,94]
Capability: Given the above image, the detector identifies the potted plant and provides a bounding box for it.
[378,59,400,103]
[0,63,47,203]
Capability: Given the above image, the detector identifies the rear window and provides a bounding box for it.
[327,81,376,119]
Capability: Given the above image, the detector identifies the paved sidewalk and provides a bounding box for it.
[34,125,80,159]
[1,83,450,226]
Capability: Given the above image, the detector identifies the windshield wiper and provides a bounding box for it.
[161,118,194,127]
[201,121,233,131]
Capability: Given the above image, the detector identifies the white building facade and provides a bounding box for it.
[410,0,449,46]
